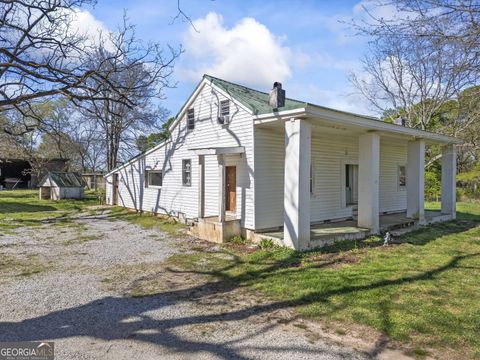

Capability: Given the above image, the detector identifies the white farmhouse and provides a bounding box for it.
[105,75,461,250]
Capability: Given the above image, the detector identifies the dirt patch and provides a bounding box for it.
[223,242,260,253]
[0,253,51,280]
[303,252,362,269]
[99,260,206,298]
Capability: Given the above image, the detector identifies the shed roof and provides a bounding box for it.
[40,172,85,188]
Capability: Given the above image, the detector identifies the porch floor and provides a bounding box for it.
[259,210,448,244]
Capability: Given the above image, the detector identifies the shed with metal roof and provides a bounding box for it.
[39,172,85,200]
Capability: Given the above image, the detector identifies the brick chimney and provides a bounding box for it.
[268,82,285,109]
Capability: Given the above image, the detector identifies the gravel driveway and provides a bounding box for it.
[0,210,373,360]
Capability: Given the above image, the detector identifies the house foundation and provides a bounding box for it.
[192,217,241,243]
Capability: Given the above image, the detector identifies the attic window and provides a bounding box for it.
[187,108,195,130]
[220,100,230,116]
[218,100,230,125]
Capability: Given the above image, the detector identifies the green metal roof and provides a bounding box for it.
[41,172,85,188]
[203,75,307,115]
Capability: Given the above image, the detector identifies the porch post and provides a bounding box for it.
[358,133,380,233]
[441,144,456,218]
[198,155,205,219]
[407,140,425,221]
[283,118,311,250]
[218,155,226,223]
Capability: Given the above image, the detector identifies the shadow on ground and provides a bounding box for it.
[0,202,58,214]
[1,212,479,359]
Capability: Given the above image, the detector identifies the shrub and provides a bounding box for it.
[95,188,106,204]
[457,166,480,200]
[258,238,275,249]
[228,235,246,245]
[425,171,441,201]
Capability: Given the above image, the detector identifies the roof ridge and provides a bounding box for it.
[204,74,271,96]
[203,74,307,105]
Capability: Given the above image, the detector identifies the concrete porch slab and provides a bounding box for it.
[261,220,368,240]
[256,210,452,249]
[257,219,369,249]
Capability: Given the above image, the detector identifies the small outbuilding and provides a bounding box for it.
[81,172,105,191]
[39,172,86,200]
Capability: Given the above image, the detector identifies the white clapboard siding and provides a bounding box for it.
[310,133,359,222]
[379,139,408,213]
[204,156,219,217]
[254,128,409,230]
[254,127,285,229]
[106,82,255,229]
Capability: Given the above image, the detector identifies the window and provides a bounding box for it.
[218,100,230,124]
[220,100,230,116]
[146,170,162,187]
[182,159,191,186]
[398,165,406,187]
[187,108,195,130]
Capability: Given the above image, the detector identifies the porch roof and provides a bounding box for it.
[254,106,462,145]
[190,146,245,156]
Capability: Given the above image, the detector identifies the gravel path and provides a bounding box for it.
[0,211,373,360]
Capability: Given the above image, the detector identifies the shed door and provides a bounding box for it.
[40,187,51,200]
[225,166,236,212]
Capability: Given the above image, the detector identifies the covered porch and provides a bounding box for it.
[254,107,460,251]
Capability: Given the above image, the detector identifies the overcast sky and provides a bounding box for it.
[79,0,392,118]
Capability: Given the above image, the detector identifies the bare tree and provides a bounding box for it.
[350,1,478,130]
[171,0,198,31]
[35,100,83,168]
[0,0,148,135]
[78,18,180,171]
[71,118,105,172]
[355,1,480,51]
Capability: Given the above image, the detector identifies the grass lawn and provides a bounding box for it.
[0,189,99,230]
[101,206,185,236]
[167,202,480,358]
[0,189,184,235]
[2,190,479,357]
